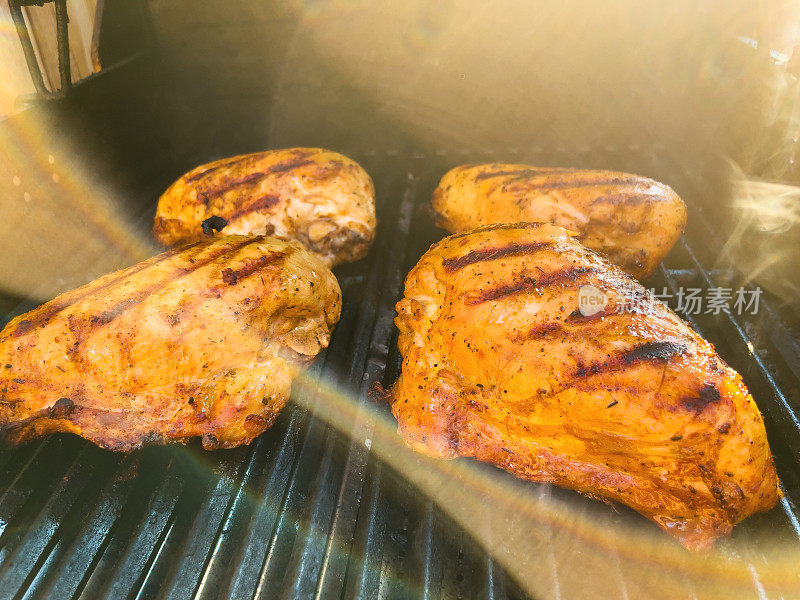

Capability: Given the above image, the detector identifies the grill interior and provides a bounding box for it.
[0,144,799,599]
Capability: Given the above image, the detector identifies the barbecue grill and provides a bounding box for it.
[2,2,800,599]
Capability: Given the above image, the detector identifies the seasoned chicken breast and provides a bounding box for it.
[431,164,687,279]
[390,223,780,550]
[0,235,341,451]
[153,147,376,267]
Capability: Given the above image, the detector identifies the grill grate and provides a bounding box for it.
[0,151,799,599]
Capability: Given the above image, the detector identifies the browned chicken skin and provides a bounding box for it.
[153,147,376,267]
[431,164,687,279]
[390,223,780,550]
[0,235,341,451]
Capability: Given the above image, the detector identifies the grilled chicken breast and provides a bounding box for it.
[431,164,687,279]
[390,223,780,550]
[153,148,376,267]
[0,235,341,451]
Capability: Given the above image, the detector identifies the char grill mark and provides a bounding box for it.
[571,341,687,380]
[515,305,621,341]
[565,305,620,323]
[185,149,317,185]
[184,155,243,183]
[465,267,598,305]
[514,321,563,341]
[221,250,290,285]
[588,192,662,206]
[222,268,237,285]
[200,172,269,202]
[442,241,556,272]
[3,248,190,340]
[511,175,645,192]
[186,165,221,183]
[445,222,549,242]
[96,237,260,326]
[265,158,315,175]
[225,193,281,222]
[15,238,262,339]
[473,168,568,181]
[682,384,722,412]
[97,298,141,325]
[197,156,318,203]
[622,341,687,363]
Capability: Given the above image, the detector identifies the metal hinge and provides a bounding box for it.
[7,0,72,99]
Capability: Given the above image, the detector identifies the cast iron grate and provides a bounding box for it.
[0,150,798,600]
